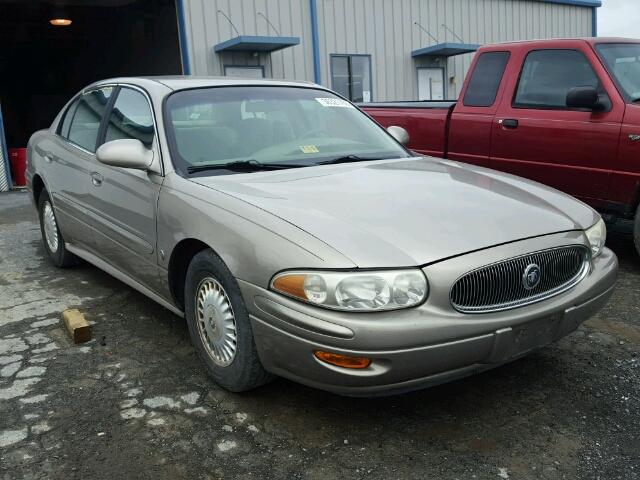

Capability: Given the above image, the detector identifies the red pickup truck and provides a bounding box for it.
[363,38,640,255]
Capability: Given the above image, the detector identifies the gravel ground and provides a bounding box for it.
[0,189,638,480]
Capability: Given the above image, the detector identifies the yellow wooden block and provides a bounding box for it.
[62,309,91,344]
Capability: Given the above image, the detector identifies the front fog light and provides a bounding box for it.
[585,218,606,257]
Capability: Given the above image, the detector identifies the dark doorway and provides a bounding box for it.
[0,0,182,149]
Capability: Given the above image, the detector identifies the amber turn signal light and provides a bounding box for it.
[314,351,372,369]
[272,274,307,300]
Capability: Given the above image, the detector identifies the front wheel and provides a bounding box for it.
[38,190,80,268]
[184,249,273,392]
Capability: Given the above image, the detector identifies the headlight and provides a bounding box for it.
[271,269,428,311]
[585,217,606,258]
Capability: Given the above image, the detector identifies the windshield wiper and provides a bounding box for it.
[317,155,387,165]
[187,159,307,174]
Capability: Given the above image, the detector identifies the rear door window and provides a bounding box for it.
[104,87,155,147]
[514,49,600,109]
[58,98,79,138]
[67,87,114,152]
[463,51,510,107]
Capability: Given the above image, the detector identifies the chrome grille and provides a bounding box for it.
[450,246,590,313]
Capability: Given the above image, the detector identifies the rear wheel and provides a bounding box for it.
[184,249,273,392]
[38,190,80,268]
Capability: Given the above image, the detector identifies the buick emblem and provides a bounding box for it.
[522,264,541,290]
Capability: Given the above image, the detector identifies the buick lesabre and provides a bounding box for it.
[27,77,617,395]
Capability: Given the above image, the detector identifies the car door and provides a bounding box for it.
[44,87,115,249]
[82,86,163,293]
[490,46,624,207]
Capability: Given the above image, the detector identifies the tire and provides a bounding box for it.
[184,249,273,392]
[634,204,640,257]
[38,190,81,268]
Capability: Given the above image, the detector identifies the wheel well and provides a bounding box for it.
[633,183,640,217]
[167,239,210,311]
[32,174,45,203]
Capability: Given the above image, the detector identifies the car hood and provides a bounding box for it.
[191,157,598,267]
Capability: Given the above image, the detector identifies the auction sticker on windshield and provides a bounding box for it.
[315,97,354,108]
[299,145,320,153]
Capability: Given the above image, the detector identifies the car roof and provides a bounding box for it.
[87,76,323,92]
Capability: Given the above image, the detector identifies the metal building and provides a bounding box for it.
[0,0,602,190]
[178,0,600,101]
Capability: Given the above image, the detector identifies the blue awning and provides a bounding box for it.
[412,42,480,58]
[214,35,300,53]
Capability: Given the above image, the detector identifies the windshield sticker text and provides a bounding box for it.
[315,98,354,108]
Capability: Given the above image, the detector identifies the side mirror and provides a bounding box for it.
[387,125,410,146]
[566,86,601,110]
[96,139,153,170]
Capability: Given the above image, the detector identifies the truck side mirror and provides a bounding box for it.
[387,126,410,146]
[566,86,602,111]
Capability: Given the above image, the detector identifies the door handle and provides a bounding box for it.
[91,172,103,187]
[44,154,53,163]
[499,118,519,129]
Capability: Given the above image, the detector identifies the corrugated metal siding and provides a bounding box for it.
[184,0,593,100]
[182,0,314,81]
[317,0,592,100]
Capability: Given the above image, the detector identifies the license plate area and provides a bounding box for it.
[512,312,564,354]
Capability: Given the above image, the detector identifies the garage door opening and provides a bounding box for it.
[0,0,183,151]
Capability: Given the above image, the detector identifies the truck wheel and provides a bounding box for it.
[184,249,273,392]
[635,204,640,257]
[38,190,80,268]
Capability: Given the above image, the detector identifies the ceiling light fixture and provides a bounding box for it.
[50,18,72,26]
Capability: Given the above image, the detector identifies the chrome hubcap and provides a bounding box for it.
[195,277,237,366]
[43,201,59,253]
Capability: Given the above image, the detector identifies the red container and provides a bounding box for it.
[9,148,27,186]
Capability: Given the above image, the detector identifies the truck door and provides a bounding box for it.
[447,51,511,168]
[490,47,624,207]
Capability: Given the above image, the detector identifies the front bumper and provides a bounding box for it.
[240,232,617,396]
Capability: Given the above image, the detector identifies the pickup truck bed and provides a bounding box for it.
[362,102,455,158]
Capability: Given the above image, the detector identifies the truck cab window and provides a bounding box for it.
[514,49,601,109]
[463,51,510,107]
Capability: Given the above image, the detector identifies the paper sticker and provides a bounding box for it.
[299,145,320,154]
[315,97,354,108]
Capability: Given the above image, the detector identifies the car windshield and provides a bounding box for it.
[164,86,410,175]
[596,43,640,101]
